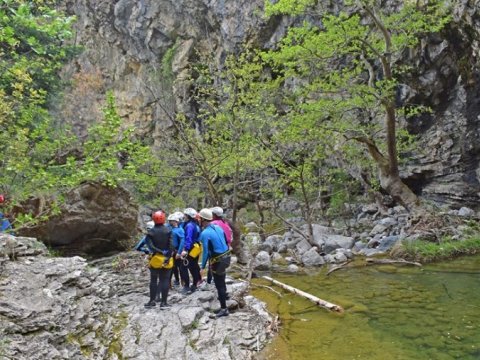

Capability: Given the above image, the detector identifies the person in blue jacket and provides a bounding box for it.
[0,194,13,234]
[180,208,201,294]
[133,221,155,254]
[198,208,231,318]
[168,213,184,287]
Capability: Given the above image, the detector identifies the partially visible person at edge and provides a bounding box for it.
[168,212,185,287]
[211,206,233,248]
[133,220,155,254]
[180,208,201,294]
[198,208,231,318]
[206,206,232,285]
[144,211,173,309]
[0,194,13,234]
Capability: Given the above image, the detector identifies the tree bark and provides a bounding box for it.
[353,136,419,211]
[262,276,344,313]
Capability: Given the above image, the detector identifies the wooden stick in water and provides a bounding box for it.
[262,276,344,313]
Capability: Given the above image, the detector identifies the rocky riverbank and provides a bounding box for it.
[0,235,273,359]
[245,204,479,271]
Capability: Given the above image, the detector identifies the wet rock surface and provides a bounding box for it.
[0,235,273,359]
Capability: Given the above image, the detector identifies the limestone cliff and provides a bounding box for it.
[59,0,480,208]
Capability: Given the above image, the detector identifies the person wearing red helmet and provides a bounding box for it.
[144,210,173,309]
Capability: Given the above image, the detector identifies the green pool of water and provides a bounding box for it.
[252,255,480,360]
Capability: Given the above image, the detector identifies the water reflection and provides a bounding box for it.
[253,255,480,360]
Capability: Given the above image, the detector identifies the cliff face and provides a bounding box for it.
[60,0,480,208]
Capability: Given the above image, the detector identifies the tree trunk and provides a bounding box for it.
[354,136,419,211]
[262,276,344,313]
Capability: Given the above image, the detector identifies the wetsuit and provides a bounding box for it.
[145,224,173,304]
[182,219,201,291]
[200,224,230,309]
[170,226,185,284]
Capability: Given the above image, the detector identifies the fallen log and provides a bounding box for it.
[366,258,422,266]
[262,276,344,313]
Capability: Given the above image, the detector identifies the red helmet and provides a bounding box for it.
[0,194,4,203]
[152,211,166,225]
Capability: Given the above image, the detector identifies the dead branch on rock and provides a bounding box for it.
[366,258,422,266]
[262,276,344,313]
[326,260,353,276]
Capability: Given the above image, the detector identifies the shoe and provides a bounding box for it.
[160,302,171,309]
[173,280,180,286]
[215,308,229,318]
[144,301,156,308]
[181,286,190,295]
[200,283,212,291]
[189,285,197,293]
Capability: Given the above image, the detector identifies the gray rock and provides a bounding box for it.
[295,239,312,255]
[0,236,274,360]
[301,248,325,266]
[320,234,355,253]
[377,235,401,252]
[458,207,475,217]
[287,264,299,273]
[352,241,367,253]
[15,181,138,257]
[254,250,271,270]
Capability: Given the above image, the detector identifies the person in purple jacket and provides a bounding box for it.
[180,208,201,294]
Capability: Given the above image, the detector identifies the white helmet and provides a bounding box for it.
[211,206,224,217]
[173,211,185,222]
[146,221,155,230]
[183,208,197,219]
[167,214,178,222]
[199,208,213,221]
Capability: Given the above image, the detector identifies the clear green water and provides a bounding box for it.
[253,255,480,360]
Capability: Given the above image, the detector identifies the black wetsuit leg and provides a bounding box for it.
[159,268,172,303]
[149,268,161,302]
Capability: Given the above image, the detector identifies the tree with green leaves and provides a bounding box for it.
[0,1,166,228]
[263,0,451,210]
[0,0,77,197]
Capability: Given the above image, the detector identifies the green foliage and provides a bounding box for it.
[259,0,451,205]
[0,0,169,226]
[161,42,177,80]
[0,0,77,200]
[63,92,161,191]
[402,237,480,262]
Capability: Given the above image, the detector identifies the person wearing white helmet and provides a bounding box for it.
[180,208,201,294]
[211,207,232,247]
[198,208,231,318]
[168,213,185,287]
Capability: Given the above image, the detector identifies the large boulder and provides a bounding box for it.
[17,181,138,257]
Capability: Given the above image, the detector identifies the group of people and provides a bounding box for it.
[135,206,233,318]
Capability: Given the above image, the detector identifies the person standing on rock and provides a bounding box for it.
[168,212,184,287]
[211,207,232,248]
[198,208,231,318]
[207,206,232,285]
[144,210,173,309]
[180,208,201,294]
